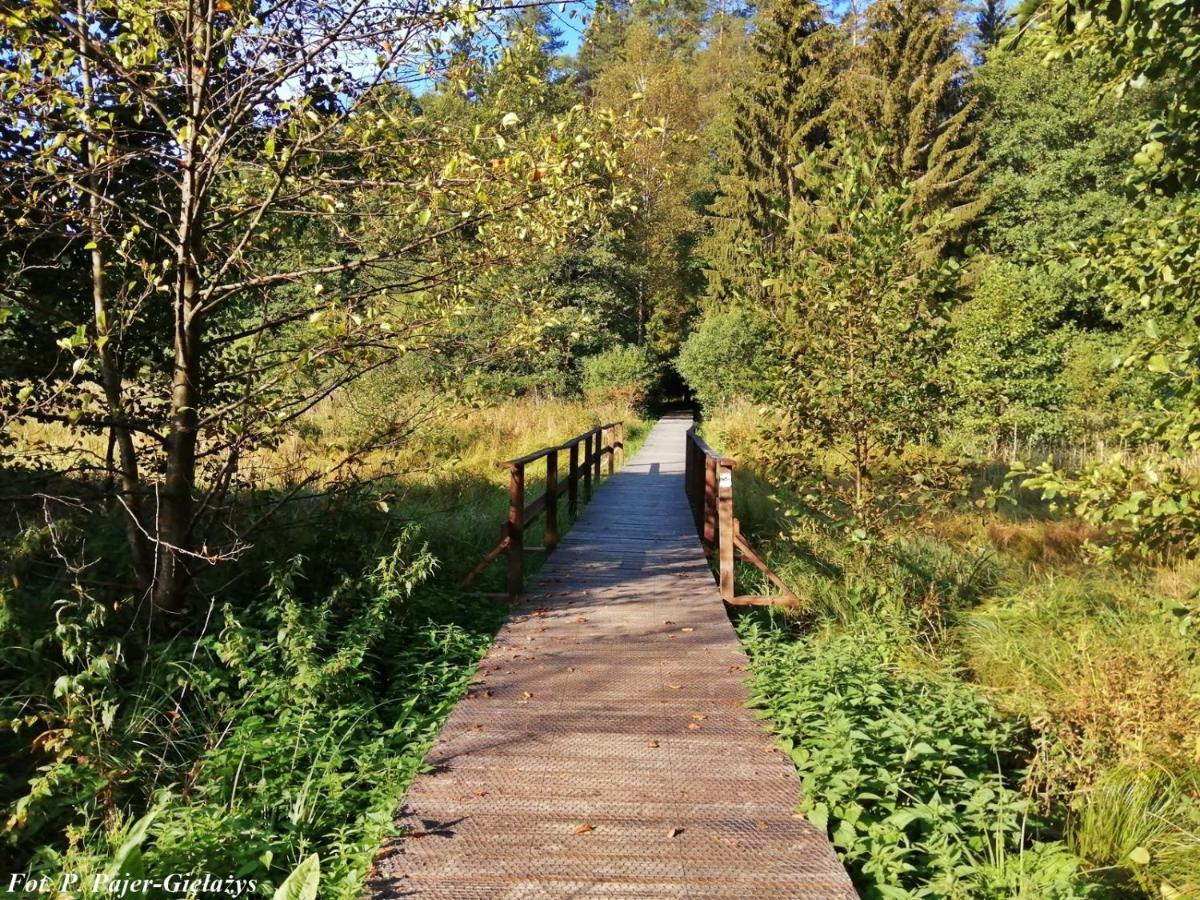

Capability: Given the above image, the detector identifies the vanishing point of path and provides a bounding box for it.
[368,415,855,899]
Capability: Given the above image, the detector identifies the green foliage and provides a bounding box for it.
[761,139,956,528]
[1068,765,1200,897]
[580,344,659,409]
[739,614,1093,898]
[703,0,841,305]
[0,513,502,896]
[972,39,1154,263]
[674,306,778,413]
[1004,0,1200,560]
[943,260,1074,455]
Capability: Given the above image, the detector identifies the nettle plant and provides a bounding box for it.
[0,0,639,615]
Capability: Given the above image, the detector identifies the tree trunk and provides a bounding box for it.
[153,3,209,613]
[154,236,203,613]
[77,0,152,593]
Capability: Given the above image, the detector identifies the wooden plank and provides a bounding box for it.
[734,522,797,602]
[726,594,798,608]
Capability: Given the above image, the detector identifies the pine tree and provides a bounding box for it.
[973,0,1011,56]
[576,0,633,97]
[842,0,985,256]
[702,0,842,307]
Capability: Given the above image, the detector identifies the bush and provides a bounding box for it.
[674,306,779,414]
[580,344,658,410]
[738,614,1094,898]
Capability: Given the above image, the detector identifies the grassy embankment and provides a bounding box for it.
[0,398,648,896]
[702,405,1200,899]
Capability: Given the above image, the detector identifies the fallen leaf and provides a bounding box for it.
[681,627,694,633]
[646,739,659,748]
[691,713,707,721]
[575,616,589,623]
[667,827,682,838]
[687,723,701,730]
[668,683,682,690]
[574,823,594,834]
[755,821,769,831]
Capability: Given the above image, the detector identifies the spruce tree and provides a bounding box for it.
[843,0,985,256]
[702,0,841,307]
[973,0,1011,56]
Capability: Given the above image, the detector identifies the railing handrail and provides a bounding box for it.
[684,421,794,607]
[502,421,625,469]
[464,420,626,596]
[685,425,735,467]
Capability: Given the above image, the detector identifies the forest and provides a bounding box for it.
[0,0,1197,896]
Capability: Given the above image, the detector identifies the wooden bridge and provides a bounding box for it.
[368,415,854,899]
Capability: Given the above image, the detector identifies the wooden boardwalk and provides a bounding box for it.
[368,415,855,899]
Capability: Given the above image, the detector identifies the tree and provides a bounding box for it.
[842,0,985,257]
[593,19,706,353]
[972,0,1011,56]
[0,0,634,613]
[674,306,779,413]
[940,38,1160,454]
[762,139,954,528]
[702,0,842,306]
[1010,1,1200,560]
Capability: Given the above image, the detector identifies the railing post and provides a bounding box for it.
[582,433,593,501]
[507,463,524,598]
[568,439,579,515]
[606,425,615,475]
[717,461,735,601]
[592,428,602,482]
[615,422,624,469]
[545,449,558,550]
[703,454,717,547]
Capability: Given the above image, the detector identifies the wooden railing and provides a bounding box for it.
[462,421,624,598]
[684,425,796,607]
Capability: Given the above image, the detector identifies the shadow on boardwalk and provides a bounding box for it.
[367,415,855,899]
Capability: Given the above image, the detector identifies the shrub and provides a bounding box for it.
[674,307,779,413]
[580,345,658,410]
[738,614,1093,898]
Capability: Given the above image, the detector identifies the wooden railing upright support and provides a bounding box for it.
[545,449,559,550]
[507,462,525,598]
[583,432,593,500]
[716,459,734,601]
[684,424,796,608]
[568,441,580,515]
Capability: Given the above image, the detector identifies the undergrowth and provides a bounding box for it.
[706,408,1200,899]
[0,399,648,896]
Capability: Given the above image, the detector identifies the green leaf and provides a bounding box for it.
[1147,354,1172,374]
[273,853,320,900]
[106,807,159,879]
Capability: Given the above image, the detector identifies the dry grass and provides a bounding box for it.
[962,574,1200,801]
[983,519,1101,566]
